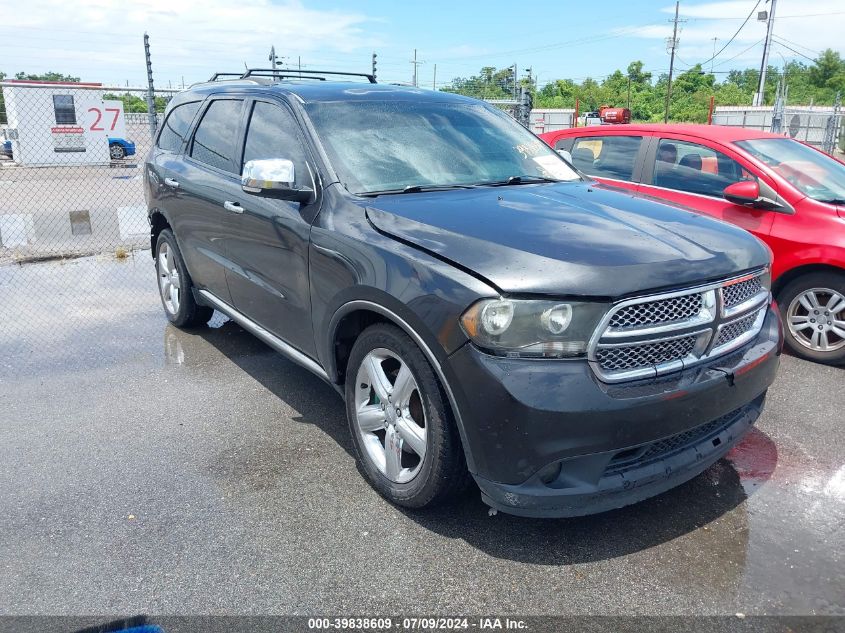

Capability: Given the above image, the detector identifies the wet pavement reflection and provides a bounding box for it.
[0,254,842,614]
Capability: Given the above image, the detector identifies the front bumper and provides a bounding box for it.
[445,305,782,517]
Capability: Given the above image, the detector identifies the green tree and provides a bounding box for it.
[627,61,652,85]
[102,92,168,114]
[808,49,845,90]
[14,71,80,82]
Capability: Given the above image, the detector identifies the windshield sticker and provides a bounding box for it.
[532,154,575,180]
[515,139,545,159]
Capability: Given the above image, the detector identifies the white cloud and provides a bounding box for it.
[0,0,380,86]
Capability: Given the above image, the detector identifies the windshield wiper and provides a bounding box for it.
[473,175,561,187]
[359,184,476,197]
[819,198,845,204]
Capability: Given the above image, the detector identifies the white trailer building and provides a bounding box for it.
[1,80,126,167]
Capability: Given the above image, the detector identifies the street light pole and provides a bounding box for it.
[754,0,777,106]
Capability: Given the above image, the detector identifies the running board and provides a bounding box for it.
[198,289,330,382]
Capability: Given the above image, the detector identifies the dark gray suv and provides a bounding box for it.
[144,69,782,517]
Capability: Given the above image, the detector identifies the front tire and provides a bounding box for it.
[345,323,469,508]
[155,228,213,328]
[109,143,126,160]
[777,271,845,365]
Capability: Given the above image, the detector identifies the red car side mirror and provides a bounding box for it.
[723,180,760,205]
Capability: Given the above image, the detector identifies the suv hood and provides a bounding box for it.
[365,182,769,298]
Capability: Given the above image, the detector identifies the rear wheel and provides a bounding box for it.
[778,271,845,365]
[109,143,126,160]
[155,228,213,328]
[345,323,470,508]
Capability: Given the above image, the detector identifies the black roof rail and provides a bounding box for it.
[208,72,245,82]
[207,68,376,83]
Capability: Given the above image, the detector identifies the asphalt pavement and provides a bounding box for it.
[0,254,843,616]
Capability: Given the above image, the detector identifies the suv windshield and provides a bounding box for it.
[736,137,845,204]
[304,99,580,195]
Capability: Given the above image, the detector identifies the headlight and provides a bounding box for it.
[460,298,608,358]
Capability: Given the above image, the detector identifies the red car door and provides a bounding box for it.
[636,135,776,239]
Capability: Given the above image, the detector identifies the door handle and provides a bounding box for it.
[164,178,180,189]
[223,200,244,214]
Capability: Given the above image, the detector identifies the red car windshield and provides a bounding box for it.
[736,138,845,204]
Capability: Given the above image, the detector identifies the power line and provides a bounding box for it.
[772,38,818,64]
[713,38,765,68]
[697,0,762,68]
[682,11,845,20]
[771,34,819,56]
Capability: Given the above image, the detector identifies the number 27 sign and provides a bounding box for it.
[86,100,126,139]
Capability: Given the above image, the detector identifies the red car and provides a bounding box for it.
[540,124,845,365]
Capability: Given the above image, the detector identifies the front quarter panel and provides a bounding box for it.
[768,199,845,281]
[310,185,495,377]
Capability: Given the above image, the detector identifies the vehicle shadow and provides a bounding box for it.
[169,315,355,457]
[172,317,778,566]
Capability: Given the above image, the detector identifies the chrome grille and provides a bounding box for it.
[723,277,763,309]
[608,293,702,329]
[597,336,697,372]
[591,269,769,382]
[716,310,762,348]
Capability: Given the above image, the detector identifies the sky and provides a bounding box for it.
[0,0,843,91]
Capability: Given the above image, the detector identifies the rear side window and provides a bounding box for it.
[190,99,244,172]
[571,136,642,181]
[653,139,756,198]
[157,102,201,153]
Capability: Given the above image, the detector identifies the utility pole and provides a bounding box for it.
[268,46,287,69]
[663,0,680,123]
[410,49,424,87]
[512,63,518,100]
[372,52,378,82]
[754,0,777,106]
[711,37,718,73]
[143,33,158,138]
[432,64,437,90]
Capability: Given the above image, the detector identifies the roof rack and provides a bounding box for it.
[208,72,246,81]
[208,68,376,83]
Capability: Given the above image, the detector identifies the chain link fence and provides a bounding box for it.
[0,83,178,349]
[712,105,845,154]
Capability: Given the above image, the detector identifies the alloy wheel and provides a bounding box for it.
[353,348,427,484]
[157,242,181,315]
[786,287,845,352]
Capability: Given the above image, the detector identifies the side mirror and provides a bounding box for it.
[723,180,760,205]
[241,158,313,203]
[556,149,573,163]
